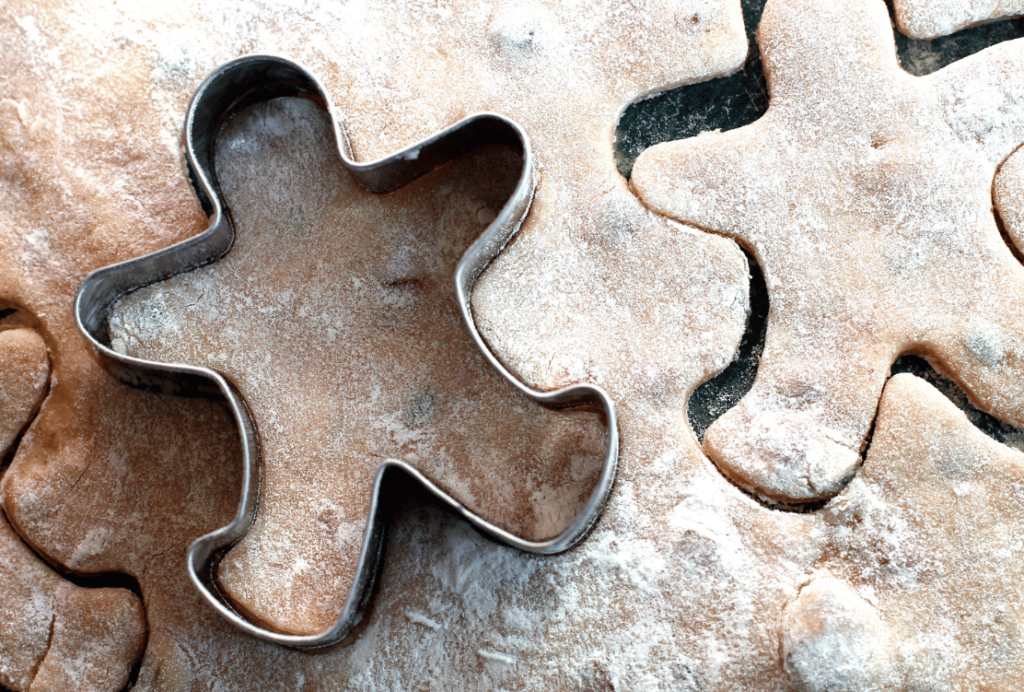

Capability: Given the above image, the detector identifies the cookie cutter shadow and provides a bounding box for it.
[74,55,619,649]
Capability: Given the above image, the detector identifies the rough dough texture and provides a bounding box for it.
[5,0,1024,690]
[995,144,1024,255]
[632,0,1024,505]
[781,577,897,692]
[893,0,1024,40]
[0,323,145,692]
[798,373,1024,690]
[0,318,48,453]
[112,100,609,636]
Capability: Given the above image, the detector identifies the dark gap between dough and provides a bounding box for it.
[614,0,1024,183]
[687,248,768,444]
[891,355,1024,450]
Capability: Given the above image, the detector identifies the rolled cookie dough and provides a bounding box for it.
[893,0,1024,40]
[0,322,145,692]
[631,0,1024,505]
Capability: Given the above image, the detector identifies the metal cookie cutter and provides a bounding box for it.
[75,55,619,649]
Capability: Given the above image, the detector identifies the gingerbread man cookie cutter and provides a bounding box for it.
[74,55,619,648]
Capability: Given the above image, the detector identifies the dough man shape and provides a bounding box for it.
[632,0,1024,504]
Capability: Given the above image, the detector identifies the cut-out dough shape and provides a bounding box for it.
[893,0,1024,40]
[995,144,1024,255]
[632,0,1024,505]
[0,322,145,692]
[805,373,1024,689]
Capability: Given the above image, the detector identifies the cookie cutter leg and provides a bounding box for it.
[75,55,618,648]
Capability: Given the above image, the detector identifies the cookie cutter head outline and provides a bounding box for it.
[74,55,619,649]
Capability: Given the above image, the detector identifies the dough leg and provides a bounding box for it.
[703,326,891,504]
[924,291,1024,430]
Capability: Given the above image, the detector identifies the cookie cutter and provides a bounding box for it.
[75,55,619,649]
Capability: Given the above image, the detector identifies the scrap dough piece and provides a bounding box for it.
[632,0,1024,504]
[0,324,145,692]
[0,513,147,692]
[809,373,1024,690]
[112,98,608,636]
[893,0,1024,40]
[0,317,48,453]
[995,145,1024,255]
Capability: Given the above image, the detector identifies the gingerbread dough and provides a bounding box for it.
[41,130,793,692]
[9,0,1024,689]
[785,373,1024,690]
[893,0,1024,40]
[631,0,1024,504]
[0,322,145,692]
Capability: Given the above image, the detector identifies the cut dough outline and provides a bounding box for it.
[631,0,1024,507]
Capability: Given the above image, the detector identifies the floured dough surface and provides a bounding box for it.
[894,0,1024,39]
[790,373,1024,690]
[0,323,145,692]
[0,317,48,453]
[632,0,1024,505]
[996,144,1024,255]
[112,98,607,636]
[4,0,1024,690]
